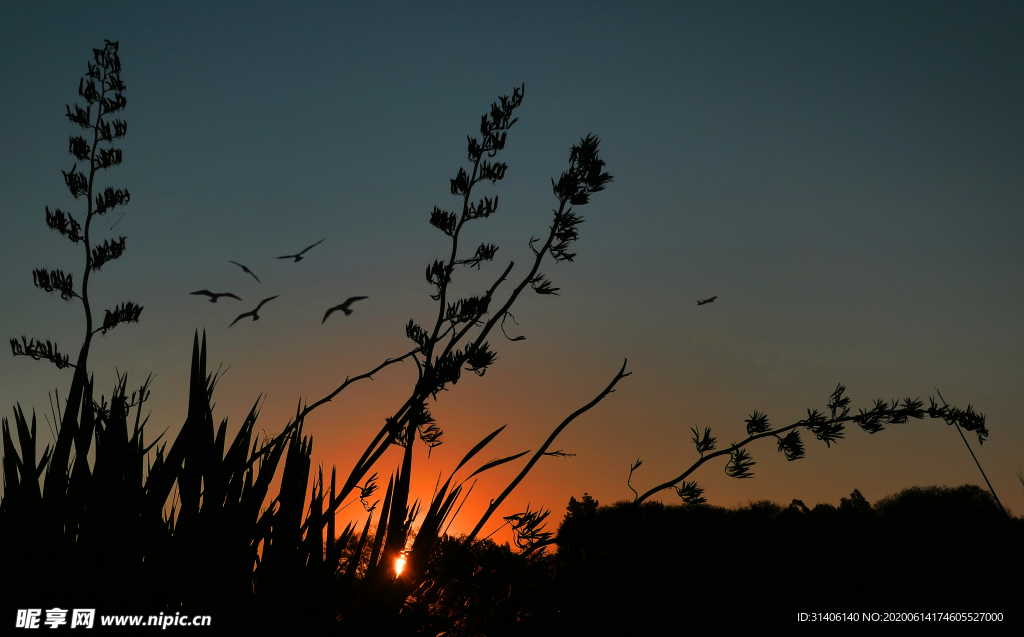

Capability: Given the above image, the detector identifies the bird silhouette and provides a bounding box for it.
[230,296,279,327]
[190,290,242,303]
[322,296,368,323]
[276,238,326,262]
[229,260,262,284]
[697,296,718,305]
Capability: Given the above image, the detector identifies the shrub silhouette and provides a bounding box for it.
[537,485,1022,633]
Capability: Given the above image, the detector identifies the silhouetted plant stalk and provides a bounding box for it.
[464,361,629,547]
[319,86,622,634]
[934,389,1008,516]
[3,44,147,618]
[229,85,623,630]
[7,40,139,490]
[631,384,989,504]
[265,83,616,556]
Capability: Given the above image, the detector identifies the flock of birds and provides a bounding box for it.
[190,238,368,327]
[193,237,715,327]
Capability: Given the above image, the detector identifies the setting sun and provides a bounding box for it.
[395,554,407,576]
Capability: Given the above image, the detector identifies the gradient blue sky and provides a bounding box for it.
[2,1,1023,537]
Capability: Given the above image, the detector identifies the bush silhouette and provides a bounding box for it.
[534,485,1022,633]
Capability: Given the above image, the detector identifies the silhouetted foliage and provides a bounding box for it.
[630,383,991,508]
[4,41,1004,637]
[8,40,140,442]
[9,337,74,370]
[400,536,555,636]
[2,65,624,636]
[268,84,624,634]
[838,487,872,515]
[533,486,1023,633]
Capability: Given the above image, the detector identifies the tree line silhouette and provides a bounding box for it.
[531,485,1022,633]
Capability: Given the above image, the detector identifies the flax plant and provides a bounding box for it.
[271,84,625,632]
[3,58,624,635]
[2,39,148,612]
[7,39,140,513]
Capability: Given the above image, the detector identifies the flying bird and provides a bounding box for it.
[697,296,718,305]
[276,238,326,262]
[190,290,242,303]
[230,296,279,327]
[322,296,368,323]
[229,260,262,284]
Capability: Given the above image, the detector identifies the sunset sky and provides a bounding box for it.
[2,1,1023,542]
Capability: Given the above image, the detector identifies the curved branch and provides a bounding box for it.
[299,348,420,420]
[634,392,982,503]
[634,425,797,503]
[466,359,630,543]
